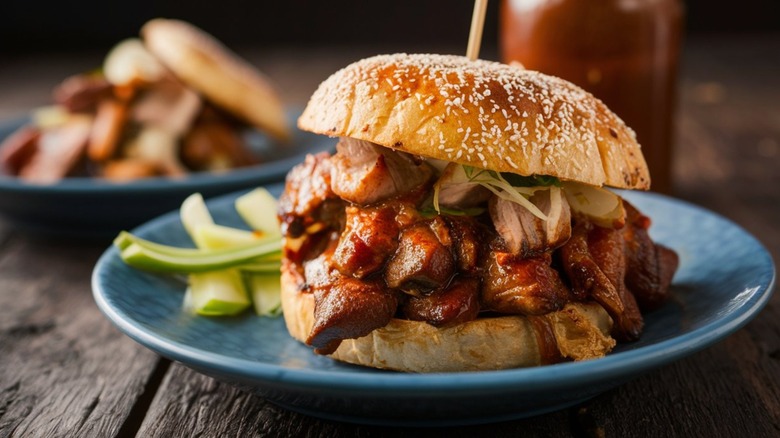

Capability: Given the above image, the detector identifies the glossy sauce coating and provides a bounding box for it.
[279,151,677,355]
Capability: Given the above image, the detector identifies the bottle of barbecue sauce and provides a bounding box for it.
[500,0,684,194]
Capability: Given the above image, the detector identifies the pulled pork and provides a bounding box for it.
[279,140,678,355]
[489,189,571,256]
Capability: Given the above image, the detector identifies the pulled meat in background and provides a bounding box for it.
[0,72,264,183]
[0,127,40,175]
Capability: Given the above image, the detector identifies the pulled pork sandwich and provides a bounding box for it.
[0,19,289,183]
[278,54,678,372]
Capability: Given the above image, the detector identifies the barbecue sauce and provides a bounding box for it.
[500,0,684,193]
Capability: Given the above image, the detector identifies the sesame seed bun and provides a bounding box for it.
[281,267,616,372]
[141,19,291,141]
[298,54,650,189]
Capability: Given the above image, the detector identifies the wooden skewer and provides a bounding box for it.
[466,0,489,60]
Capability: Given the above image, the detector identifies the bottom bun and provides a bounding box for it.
[281,268,616,372]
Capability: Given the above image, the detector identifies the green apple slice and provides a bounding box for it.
[117,240,281,273]
[235,188,281,238]
[187,270,250,316]
[115,188,284,317]
[247,273,282,316]
[180,193,252,315]
[180,192,214,248]
[193,223,265,250]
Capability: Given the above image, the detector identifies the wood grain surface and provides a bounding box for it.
[0,235,163,437]
[0,36,778,437]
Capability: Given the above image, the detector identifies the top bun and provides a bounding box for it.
[142,19,290,141]
[298,54,649,189]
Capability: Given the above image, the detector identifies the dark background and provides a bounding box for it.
[2,0,778,56]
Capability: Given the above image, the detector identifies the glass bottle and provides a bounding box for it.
[501,0,684,194]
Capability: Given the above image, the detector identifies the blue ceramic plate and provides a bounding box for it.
[0,112,333,237]
[92,188,775,426]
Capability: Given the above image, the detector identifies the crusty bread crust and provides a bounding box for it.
[141,19,290,141]
[298,54,650,189]
[281,267,616,372]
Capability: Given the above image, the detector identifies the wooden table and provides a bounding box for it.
[1,36,778,437]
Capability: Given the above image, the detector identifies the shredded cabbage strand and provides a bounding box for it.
[433,164,558,220]
[431,164,625,227]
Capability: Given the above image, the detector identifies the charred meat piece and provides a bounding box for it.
[181,121,257,171]
[427,215,452,247]
[489,188,571,257]
[283,220,342,269]
[622,202,679,310]
[445,216,485,274]
[88,98,128,162]
[131,79,202,136]
[402,277,480,327]
[279,153,345,266]
[308,275,399,355]
[303,250,338,290]
[559,220,643,341]
[102,158,161,180]
[122,127,187,177]
[587,224,644,341]
[278,152,337,237]
[19,120,91,183]
[0,125,40,175]
[330,137,433,205]
[385,221,456,293]
[482,250,571,316]
[333,205,399,278]
[53,74,114,113]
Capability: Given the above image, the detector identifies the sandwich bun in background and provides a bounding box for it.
[142,18,291,142]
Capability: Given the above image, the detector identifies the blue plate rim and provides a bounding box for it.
[0,153,304,194]
[91,190,776,395]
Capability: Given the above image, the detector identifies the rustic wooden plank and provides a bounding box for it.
[578,328,780,437]
[136,363,572,437]
[0,236,162,437]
